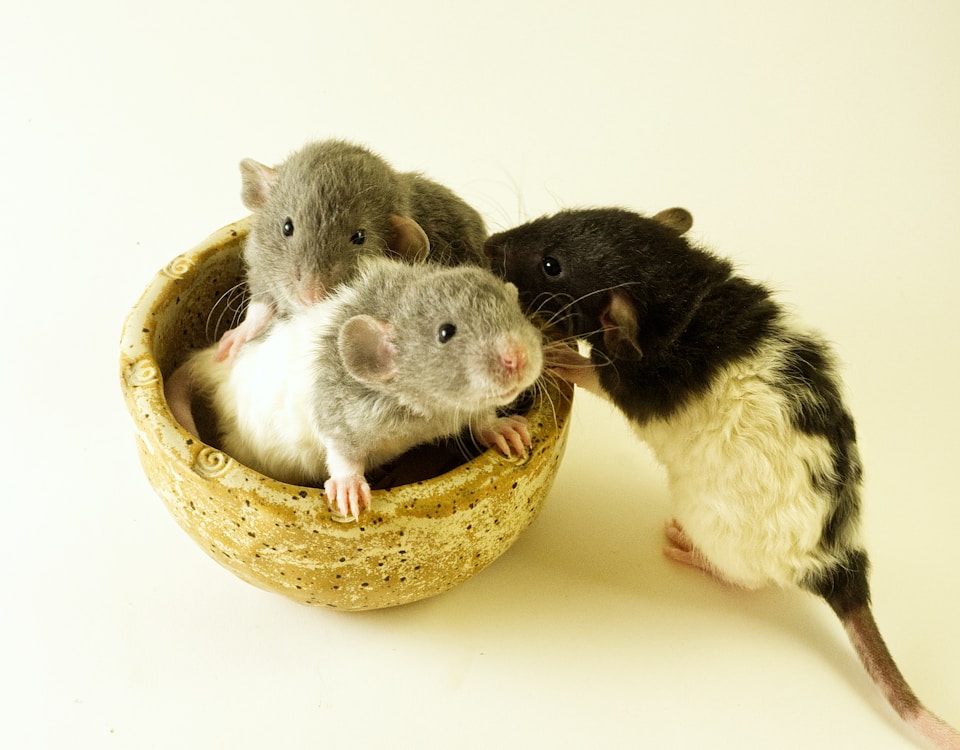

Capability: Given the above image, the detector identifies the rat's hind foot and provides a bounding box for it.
[663,518,704,568]
[663,519,740,588]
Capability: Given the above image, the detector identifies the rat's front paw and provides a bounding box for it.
[214,301,275,362]
[214,325,252,363]
[324,474,371,520]
[476,415,531,457]
[543,343,600,392]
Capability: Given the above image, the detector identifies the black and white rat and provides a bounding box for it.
[166,257,543,520]
[484,207,960,749]
[216,139,489,360]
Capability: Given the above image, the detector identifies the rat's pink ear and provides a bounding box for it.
[339,315,398,383]
[652,207,693,235]
[239,159,279,210]
[601,290,643,361]
[387,215,431,262]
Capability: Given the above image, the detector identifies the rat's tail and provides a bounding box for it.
[164,361,201,439]
[822,562,960,749]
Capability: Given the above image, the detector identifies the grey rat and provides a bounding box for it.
[484,207,959,749]
[166,257,543,520]
[216,139,489,360]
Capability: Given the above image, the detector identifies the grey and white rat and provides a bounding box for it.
[484,207,960,749]
[166,257,543,520]
[216,139,489,361]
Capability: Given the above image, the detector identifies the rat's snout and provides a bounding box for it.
[297,276,327,305]
[497,331,543,382]
[485,328,543,404]
[499,341,528,375]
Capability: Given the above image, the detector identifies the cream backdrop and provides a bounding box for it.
[3,2,958,748]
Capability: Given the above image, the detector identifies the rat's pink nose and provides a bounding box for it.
[298,277,326,305]
[500,343,528,374]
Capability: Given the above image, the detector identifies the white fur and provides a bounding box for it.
[192,302,340,485]
[629,326,863,589]
[181,276,540,490]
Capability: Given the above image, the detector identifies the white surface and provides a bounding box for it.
[3,2,958,748]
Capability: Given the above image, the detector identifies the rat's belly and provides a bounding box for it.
[634,350,845,588]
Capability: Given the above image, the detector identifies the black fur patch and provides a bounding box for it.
[776,333,864,549]
[805,549,871,614]
[779,335,858,446]
[490,208,876,614]
[486,208,782,426]
[594,271,780,424]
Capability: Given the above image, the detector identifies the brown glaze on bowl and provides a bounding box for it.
[119,218,573,610]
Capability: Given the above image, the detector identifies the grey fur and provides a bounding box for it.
[309,258,540,469]
[241,139,489,316]
[174,257,543,516]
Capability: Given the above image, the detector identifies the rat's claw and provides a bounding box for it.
[513,419,532,449]
[477,415,531,457]
[325,475,371,521]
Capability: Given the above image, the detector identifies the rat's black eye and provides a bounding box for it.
[350,229,366,245]
[437,323,457,343]
[542,256,562,276]
[282,218,294,237]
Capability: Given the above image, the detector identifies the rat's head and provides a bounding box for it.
[484,207,693,357]
[240,140,430,313]
[337,260,544,414]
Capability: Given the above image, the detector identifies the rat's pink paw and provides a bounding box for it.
[214,326,252,362]
[664,518,693,554]
[543,343,600,392]
[324,474,371,520]
[477,415,531,457]
[214,301,274,362]
[663,519,739,588]
[663,518,707,569]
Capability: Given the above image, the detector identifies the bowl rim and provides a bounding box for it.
[119,217,574,526]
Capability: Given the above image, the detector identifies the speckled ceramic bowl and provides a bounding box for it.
[119,218,573,610]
